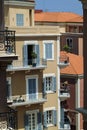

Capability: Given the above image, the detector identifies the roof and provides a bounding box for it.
[60,51,83,75]
[35,11,83,23]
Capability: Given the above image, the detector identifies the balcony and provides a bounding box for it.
[60,122,71,130]
[7,58,47,71]
[58,56,69,68]
[59,87,70,101]
[7,93,47,107]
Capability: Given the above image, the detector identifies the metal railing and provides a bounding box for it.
[7,93,47,104]
[7,58,47,69]
[0,28,16,54]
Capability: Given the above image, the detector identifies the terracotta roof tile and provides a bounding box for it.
[35,12,83,23]
[60,51,83,75]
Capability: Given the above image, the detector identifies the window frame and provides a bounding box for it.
[16,13,24,26]
[43,40,54,60]
[43,73,56,93]
[26,75,38,101]
[44,107,56,127]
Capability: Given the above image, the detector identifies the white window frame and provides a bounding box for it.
[26,109,39,130]
[6,77,12,100]
[43,40,54,60]
[43,73,55,93]
[44,107,56,127]
[66,38,73,49]
[26,75,38,101]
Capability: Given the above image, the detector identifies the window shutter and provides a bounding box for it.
[43,78,46,95]
[43,111,47,128]
[52,76,56,92]
[35,45,39,65]
[23,45,28,66]
[52,110,57,126]
[37,112,42,130]
[24,114,29,130]
[60,108,64,128]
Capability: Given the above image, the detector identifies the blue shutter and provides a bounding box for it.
[52,110,57,126]
[23,45,28,66]
[44,111,47,128]
[43,78,46,94]
[52,77,56,92]
[35,45,39,65]
[37,112,42,130]
[61,108,64,128]
[24,114,29,130]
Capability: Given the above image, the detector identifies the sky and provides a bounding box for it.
[35,0,83,15]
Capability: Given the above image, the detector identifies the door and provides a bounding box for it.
[28,78,37,100]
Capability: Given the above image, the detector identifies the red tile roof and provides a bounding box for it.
[35,12,83,23]
[60,51,83,75]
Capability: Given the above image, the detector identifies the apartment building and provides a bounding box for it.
[4,0,70,130]
[2,0,83,130]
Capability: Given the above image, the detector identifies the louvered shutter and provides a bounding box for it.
[52,76,56,92]
[23,45,28,66]
[52,110,57,126]
[61,108,64,128]
[35,45,39,65]
[37,112,42,130]
[43,78,46,95]
[43,111,47,128]
[24,114,29,130]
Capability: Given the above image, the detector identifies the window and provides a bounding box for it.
[23,41,39,66]
[43,41,54,60]
[66,38,73,49]
[44,109,57,127]
[24,110,42,130]
[16,14,24,26]
[46,77,53,91]
[26,75,38,100]
[43,75,56,93]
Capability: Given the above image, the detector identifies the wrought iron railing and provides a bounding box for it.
[0,28,16,54]
[0,107,17,130]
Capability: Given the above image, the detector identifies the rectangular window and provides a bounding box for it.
[26,75,38,100]
[16,14,24,26]
[43,41,54,60]
[46,77,53,91]
[47,110,52,124]
[43,75,56,93]
[44,109,57,127]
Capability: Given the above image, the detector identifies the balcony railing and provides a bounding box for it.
[7,93,47,107]
[0,29,16,54]
[7,58,47,71]
[59,87,70,101]
[58,56,69,68]
[60,121,71,130]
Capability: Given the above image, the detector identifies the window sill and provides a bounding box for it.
[47,124,54,127]
[46,91,54,94]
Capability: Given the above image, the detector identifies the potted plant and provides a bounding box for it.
[63,45,71,53]
[31,51,37,67]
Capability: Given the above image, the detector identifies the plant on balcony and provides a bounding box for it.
[63,45,71,53]
[31,51,37,67]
